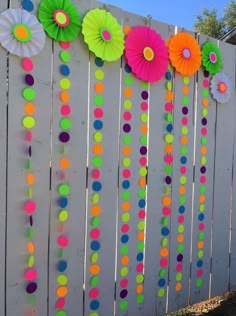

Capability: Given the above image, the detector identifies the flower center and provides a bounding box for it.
[143,47,155,61]
[13,24,32,42]
[182,48,191,59]
[100,28,112,42]
[54,10,69,27]
[209,52,217,63]
[218,81,227,93]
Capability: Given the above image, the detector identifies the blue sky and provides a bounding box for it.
[101,0,229,31]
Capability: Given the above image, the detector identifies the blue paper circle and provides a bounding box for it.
[60,64,70,76]
[22,0,34,12]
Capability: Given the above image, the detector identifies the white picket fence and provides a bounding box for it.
[0,0,235,315]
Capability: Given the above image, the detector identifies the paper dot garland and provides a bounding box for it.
[135,80,149,305]
[56,41,72,314]
[22,56,38,308]
[117,63,133,312]
[158,65,174,298]
[88,56,105,314]
[195,70,209,288]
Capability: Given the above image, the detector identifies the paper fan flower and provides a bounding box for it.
[169,32,201,76]
[38,0,81,42]
[201,42,222,75]
[82,8,124,62]
[0,8,46,57]
[210,72,231,103]
[125,26,168,83]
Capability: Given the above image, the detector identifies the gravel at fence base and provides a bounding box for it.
[168,291,236,315]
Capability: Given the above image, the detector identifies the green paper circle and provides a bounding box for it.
[91,216,100,227]
[124,99,132,110]
[136,274,144,283]
[119,300,128,311]
[122,191,130,200]
[23,88,36,101]
[92,156,103,167]
[60,118,72,130]
[199,185,206,194]
[196,278,203,287]
[182,96,189,105]
[120,245,129,255]
[28,227,34,240]
[137,221,145,230]
[180,176,187,185]
[199,232,205,240]
[58,184,70,196]
[183,76,190,85]
[137,241,144,251]
[95,70,104,80]
[166,113,173,122]
[179,196,186,204]
[60,78,71,90]
[56,311,66,316]
[122,213,130,222]
[139,167,147,176]
[201,137,207,145]
[198,250,204,258]
[165,134,174,144]
[123,158,131,167]
[121,267,129,277]
[178,225,185,233]
[202,109,208,117]
[177,244,184,253]
[158,288,165,297]
[141,81,148,89]
[60,51,70,63]
[91,252,99,263]
[202,89,209,97]
[90,276,99,287]
[28,255,35,268]
[94,95,104,106]
[167,81,172,91]
[159,268,166,277]
[91,193,100,204]
[162,217,169,226]
[181,146,188,155]
[137,294,144,304]
[182,126,188,135]
[124,76,133,86]
[199,204,205,212]
[23,116,35,129]
[141,113,148,123]
[59,210,69,222]
[57,274,68,286]
[138,189,146,198]
[123,135,132,144]
[165,165,172,174]
[161,238,168,247]
[140,135,147,145]
[176,272,183,281]
[201,157,207,165]
[93,132,103,142]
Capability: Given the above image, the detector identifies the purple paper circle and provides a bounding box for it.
[140,146,147,155]
[120,289,128,298]
[141,91,149,100]
[200,166,206,174]
[59,132,70,143]
[25,74,34,86]
[26,282,37,294]
[123,124,131,133]
[201,118,207,126]
[165,176,172,185]
[182,107,188,115]
[177,254,183,262]
[29,215,33,226]
[204,70,210,78]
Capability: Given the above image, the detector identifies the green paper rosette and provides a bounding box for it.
[82,8,124,62]
[38,0,81,42]
[202,42,222,75]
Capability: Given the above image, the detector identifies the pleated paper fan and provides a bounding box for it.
[38,0,81,42]
[169,32,201,76]
[125,26,169,83]
[210,72,231,104]
[202,42,222,75]
[0,8,46,57]
[82,8,124,62]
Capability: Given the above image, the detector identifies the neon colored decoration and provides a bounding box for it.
[201,42,222,75]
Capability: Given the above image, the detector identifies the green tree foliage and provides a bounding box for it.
[194,0,236,38]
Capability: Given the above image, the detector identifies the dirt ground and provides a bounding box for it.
[168,291,236,315]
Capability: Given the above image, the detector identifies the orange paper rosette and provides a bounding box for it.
[169,32,201,76]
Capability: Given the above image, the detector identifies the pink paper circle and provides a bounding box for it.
[176,263,183,272]
[26,131,33,142]
[139,157,147,166]
[160,258,168,267]
[165,103,174,112]
[209,52,217,63]
[136,263,144,272]
[120,278,129,288]
[89,288,99,299]
[92,169,101,179]
[180,166,187,174]
[199,223,205,231]
[24,269,37,281]
[60,42,70,49]
[201,127,208,136]
[164,155,173,164]
[203,79,209,88]
[123,112,132,121]
[162,207,171,216]
[178,215,185,224]
[197,269,203,277]
[121,224,129,233]
[57,235,69,248]
[123,169,131,178]
[182,117,188,125]
[94,108,104,118]
[200,176,206,184]
[101,30,111,41]
[56,298,66,310]
[61,105,71,116]
[90,228,100,239]
[139,210,146,219]
[141,102,148,111]
[22,58,34,71]
[24,201,36,214]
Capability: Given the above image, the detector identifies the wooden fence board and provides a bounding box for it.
[84,3,122,316]
[190,34,217,304]
[6,1,52,315]
[143,20,175,316]
[167,28,196,313]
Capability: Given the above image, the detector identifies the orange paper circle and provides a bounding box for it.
[93,144,103,155]
[94,82,104,94]
[56,286,68,297]
[24,102,35,115]
[90,205,102,216]
[60,91,70,103]
[122,201,131,211]
[60,158,70,169]
[124,87,133,97]
[90,264,100,275]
